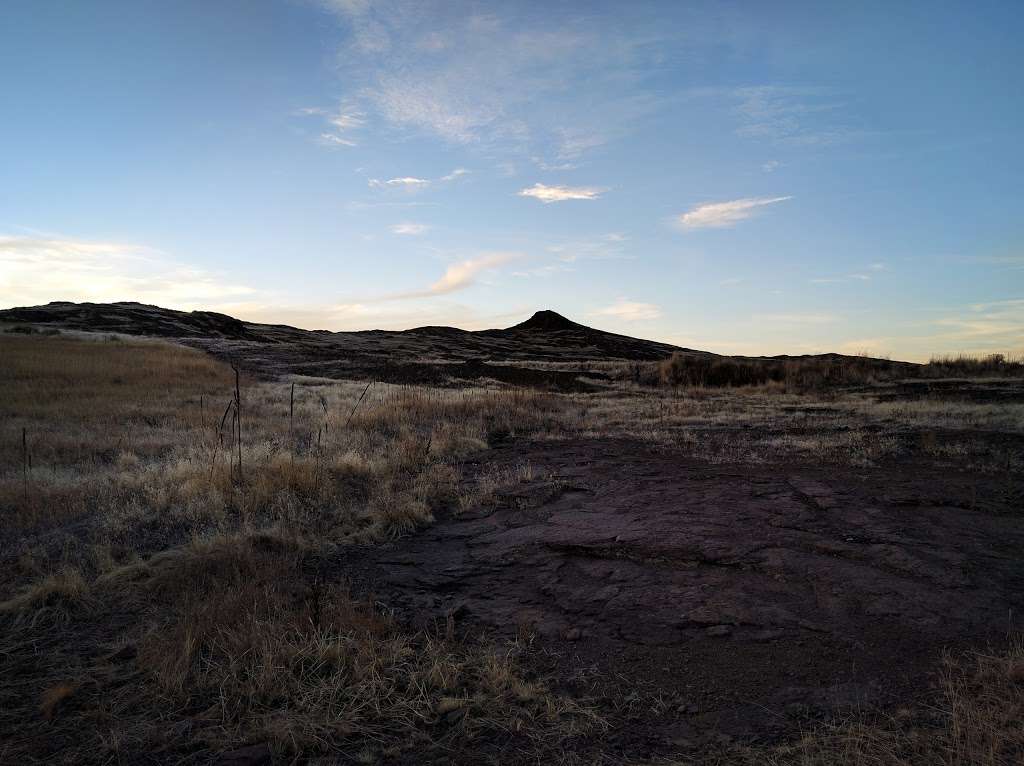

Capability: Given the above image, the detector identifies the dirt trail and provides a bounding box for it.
[338,439,1024,752]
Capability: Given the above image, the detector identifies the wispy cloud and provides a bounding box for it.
[367,169,468,192]
[390,222,429,235]
[440,167,470,181]
[932,299,1024,345]
[422,252,521,296]
[319,133,357,147]
[591,298,662,322]
[299,103,365,147]
[318,2,681,160]
[0,235,258,311]
[547,234,631,263]
[368,176,431,190]
[677,196,791,229]
[730,86,858,146]
[361,251,523,302]
[810,266,882,285]
[518,183,605,203]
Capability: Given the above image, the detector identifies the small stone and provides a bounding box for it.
[565,627,582,641]
[705,625,732,637]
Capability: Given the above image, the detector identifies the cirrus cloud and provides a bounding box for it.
[518,183,606,203]
[677,196,792,229]
[390,222,429,235]
[369,176,432,190]
[590,297,662,322]
[427,252,520,295]
[0,234,258,311]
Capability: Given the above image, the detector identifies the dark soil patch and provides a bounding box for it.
[336,439,1024,759]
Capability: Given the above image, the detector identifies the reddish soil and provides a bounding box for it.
[338,439,1024,758]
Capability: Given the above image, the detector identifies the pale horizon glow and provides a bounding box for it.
[0,1,1021,362]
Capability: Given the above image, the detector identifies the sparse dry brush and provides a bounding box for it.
[925,353,1024,378]
[0,334,589,763]
[2,333,1022,764]
[1,533,600,763]
[0,334,562,580]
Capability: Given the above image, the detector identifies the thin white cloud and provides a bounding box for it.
[518,183,606,203]
[933,299,1024,342]
[428,252,520,295]
[810,268,880,284]
[547,235,631,264]
[390,222,429,235]
[440,167,470,181]
[0,233,531,333]
[678,196,791,229]
[328,110,365,132]
[364,252,523,302]
[300,103,365,147]
[591,298,662,322]
[761,160,781,173]
[729,86,858,146]
[369,176,432,189]
[555,129,606,161]
[318,3,680,160]
[319,133,357,147]
[0,235,258,311]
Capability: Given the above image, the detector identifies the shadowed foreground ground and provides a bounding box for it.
[343,438,1024,756]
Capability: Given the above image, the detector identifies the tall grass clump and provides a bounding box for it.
[923,353,1024,378]
[653,352,892,390]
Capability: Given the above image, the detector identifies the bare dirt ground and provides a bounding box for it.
[341,437,1024,758]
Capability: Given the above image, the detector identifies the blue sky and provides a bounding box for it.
[1,0,1021,361]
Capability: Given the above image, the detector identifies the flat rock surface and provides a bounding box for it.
[339,438,1024,750]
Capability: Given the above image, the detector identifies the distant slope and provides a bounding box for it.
[0,302,696,384]
[1,302,684,353]
[1,301,915,387]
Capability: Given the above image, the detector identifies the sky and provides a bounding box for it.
[1,0,1022,361]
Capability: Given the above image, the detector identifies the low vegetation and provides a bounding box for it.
[2,332,1022,763]
[705,640,1024,766]
[653,352,892,389]
[925,353,1024,378]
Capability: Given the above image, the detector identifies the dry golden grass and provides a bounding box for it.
[2,332,1021,763]
[0,532,601,764]
[0,334,562,579]
[0,334,590,763]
